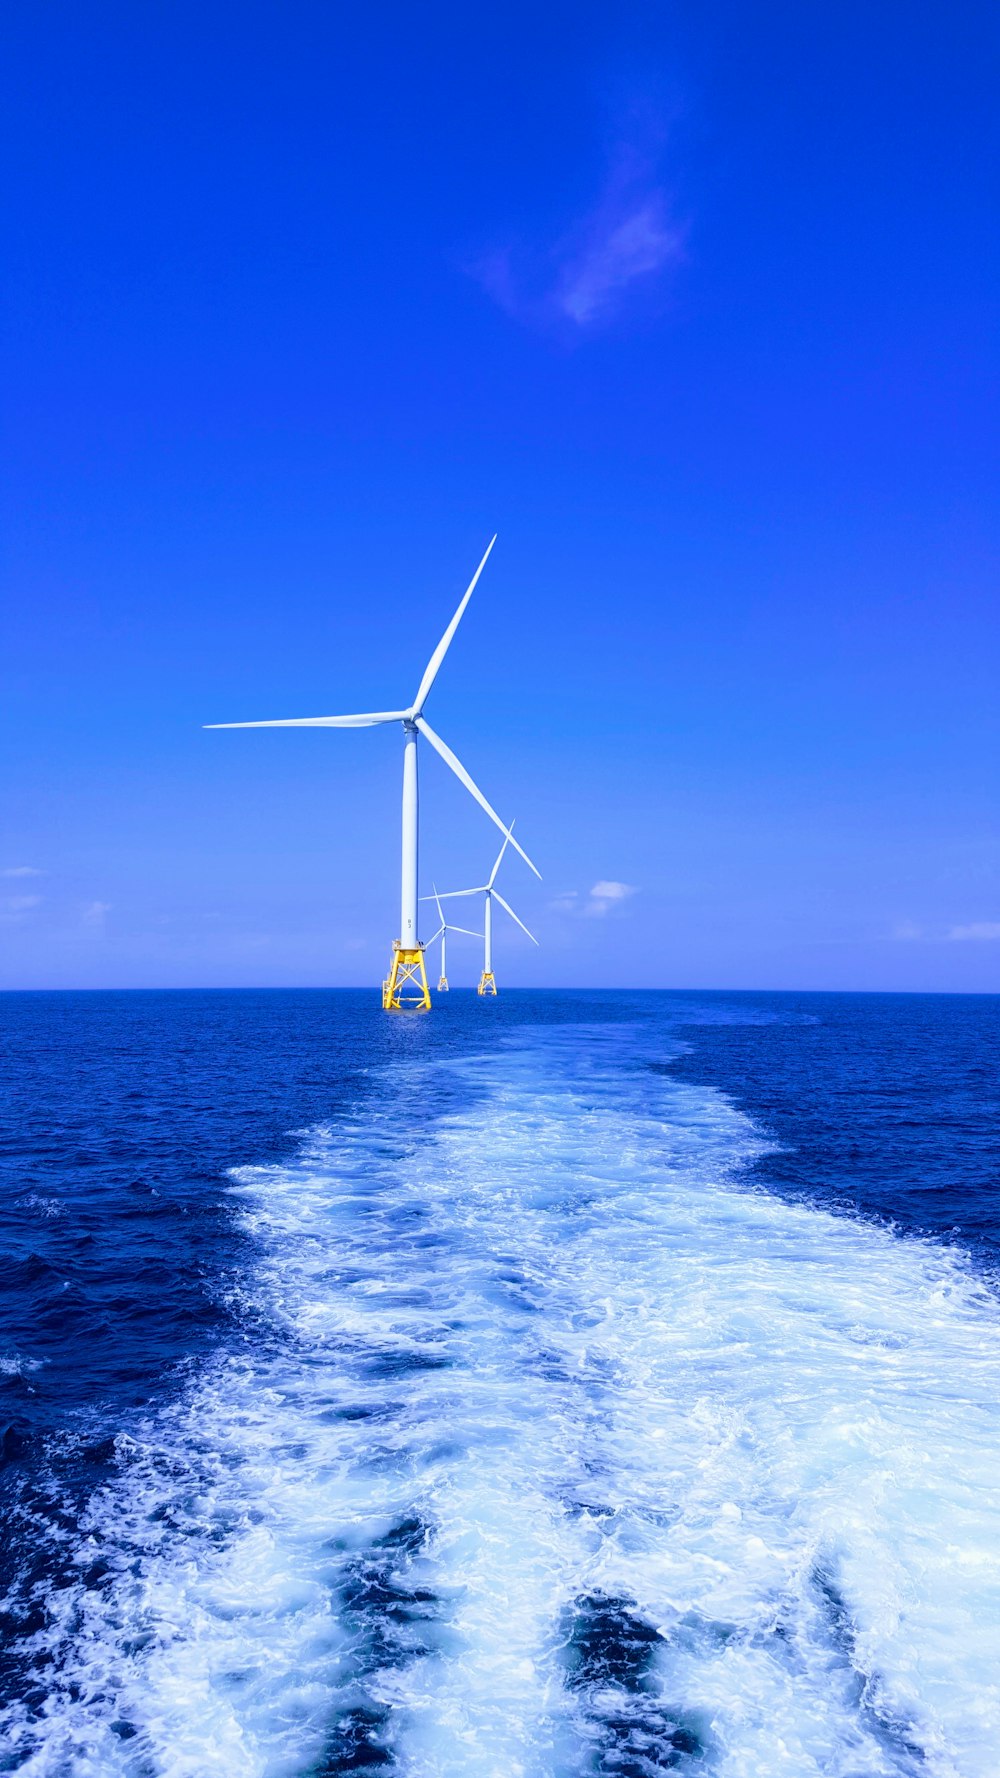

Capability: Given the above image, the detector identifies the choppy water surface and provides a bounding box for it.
[1,990,998,1776]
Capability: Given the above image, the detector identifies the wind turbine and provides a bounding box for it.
[427,886,481,992]
[428,822,538,996]
[205,538,540,1010]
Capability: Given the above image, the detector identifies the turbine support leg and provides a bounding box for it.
[477,971,497,997]
[383,942,431,1012]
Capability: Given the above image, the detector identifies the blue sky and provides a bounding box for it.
[2,2,997,991]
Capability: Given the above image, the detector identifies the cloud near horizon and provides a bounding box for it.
[550,881,637,919]
[1,865,44,878]
[891,918,1000,943]
[470,132,683,333]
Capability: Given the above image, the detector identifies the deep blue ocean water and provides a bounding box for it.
[1,988,998,1776]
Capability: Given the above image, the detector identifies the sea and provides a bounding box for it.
[1,988,998,1778]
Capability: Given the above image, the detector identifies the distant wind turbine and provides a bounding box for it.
[427,886,481,992]
[429,822,538,996]
[205,538,540,1010]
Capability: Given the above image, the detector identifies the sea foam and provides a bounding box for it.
[5,1022,1000,1776]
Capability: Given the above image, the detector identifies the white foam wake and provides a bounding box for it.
[6,1022,1000,1777]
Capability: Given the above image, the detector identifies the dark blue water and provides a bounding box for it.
[670,991,1000,1257]
[1,989,998,1776]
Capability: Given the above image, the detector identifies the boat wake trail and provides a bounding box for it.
[5,1023,1000,1776]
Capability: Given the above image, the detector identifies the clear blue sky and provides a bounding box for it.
[2,3,997,991]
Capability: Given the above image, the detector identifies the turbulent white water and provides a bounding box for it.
[7,1022,1000,1777]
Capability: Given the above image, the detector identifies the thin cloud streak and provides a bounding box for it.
[891,918,1000,943]
[554,196,681,326]
[0,895,41,922]
[550,882,638,919]
[471,130,684,334]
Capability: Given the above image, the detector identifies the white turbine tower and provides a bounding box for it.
[429,822,538,997]
[427,886,481,993]
[205,538,540,1010]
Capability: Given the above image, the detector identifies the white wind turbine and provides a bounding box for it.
[205,537,540,1010]
[429,822,538,997]
[427,886,481,993]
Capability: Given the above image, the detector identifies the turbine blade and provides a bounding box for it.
[205,711,406,729]
[493,890,538,944]
[488,819,514,889]
[415,718,541,879]
[447,925,483,938]
[432,886,486,900]
[411,537,496,712]
[432,884,445,927]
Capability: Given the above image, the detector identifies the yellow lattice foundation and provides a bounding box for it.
[437,974,449,992]
[477,971,497,997]
[382,943,431,1011]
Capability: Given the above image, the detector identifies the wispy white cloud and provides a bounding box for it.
[555,197,680,327]
[470,126,684,334]
[0,894,41,921]
[590,881,635,902]
[81,900,112,926]
[549,892,582,915]
[1,865,43,878]
[891,917,1000,943]
[586,880,637,917]
[550,882,638,919]
[890,920,926,941]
